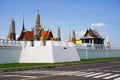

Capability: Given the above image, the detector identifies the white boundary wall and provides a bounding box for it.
[76,45,120,59]
[0,40,21,63]
[1,39,120,64]
[19,41,80,63]
[0,40,80,64]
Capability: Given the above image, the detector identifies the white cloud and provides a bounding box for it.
[91,23,105,27]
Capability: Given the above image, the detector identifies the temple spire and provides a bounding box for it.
[36,11,41,29]
[106,35,110,47]
[22,14,25,31]
[7,18,16,40]
[34,25,39,40]
[72,29,76,44]
[57,26,61,41]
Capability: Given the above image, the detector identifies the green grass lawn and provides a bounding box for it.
[0,57,120,72]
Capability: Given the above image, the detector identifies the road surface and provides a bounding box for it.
[0,61,120,80]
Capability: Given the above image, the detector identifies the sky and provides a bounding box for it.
[0,0,120,45]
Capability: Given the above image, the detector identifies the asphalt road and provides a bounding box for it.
[0,61,120,80]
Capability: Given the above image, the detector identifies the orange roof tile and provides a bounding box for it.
[18,30,54,41]
[25,31,34,37]
[41,31,49,36]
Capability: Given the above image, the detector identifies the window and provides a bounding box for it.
[85,39,89,43]
[63,47,67,49]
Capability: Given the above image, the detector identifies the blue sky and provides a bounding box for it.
[0,0,120,45]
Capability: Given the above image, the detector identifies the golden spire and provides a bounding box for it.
[36,11,41,29]
[67,29,72,42]
[40,36,44,41]
[7,18,16,40]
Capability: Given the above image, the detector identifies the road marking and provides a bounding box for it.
[0,75,37,78]
[79,64,120,72]
[75,72,95,76]
[52,71,76,75]
[5,70,120,80]
[112,70,120,73]
[95,70,101,71]
[93,73,112,78]
[103,74,120,79]
[65,72,86,76]
[114,77,120,80]
[103,70,110,72]
[21,74,56,80]
[86,69,93,71]
[12,70,66,74]
[84,73,103,77]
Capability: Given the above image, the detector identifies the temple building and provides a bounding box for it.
[81,28,104,44]
[18,11,57,41]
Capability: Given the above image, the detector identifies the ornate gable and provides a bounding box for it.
[84,29,104,39]
[84,30,92,37]
[40,31,54,40]
[18,31,34,41]
[18,29,55,41]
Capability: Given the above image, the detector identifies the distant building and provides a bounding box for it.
[80,28,104,45]
[17,11,56,41]
[67,28,104,45]
[75,28,104,45]
[1,11,120,64]
[75,39,82,44]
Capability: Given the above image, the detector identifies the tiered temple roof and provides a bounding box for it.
[17,11,56,41]
[81,28,104,39]
[80,28,104,44]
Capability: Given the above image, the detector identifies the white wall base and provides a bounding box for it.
[0,41,80,63]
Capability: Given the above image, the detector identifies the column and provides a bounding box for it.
[83,39,85,43]
[92,39,94,44]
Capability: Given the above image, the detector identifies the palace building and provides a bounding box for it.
[6,11,104,45]
[1,11,120,64]
[18,11,55,41]
[7,11,61,41]
[70,28,104,45]
[80,28,104,45]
